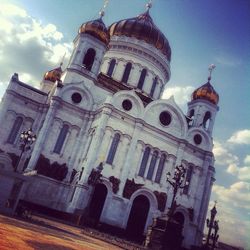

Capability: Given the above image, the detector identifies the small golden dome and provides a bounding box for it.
[78,17,110,45]
[44,67,62,83]
[109,10,171,61]
[192,80,219,105]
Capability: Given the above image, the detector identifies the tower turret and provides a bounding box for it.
[65,10,110,80]
[187,64,219,135]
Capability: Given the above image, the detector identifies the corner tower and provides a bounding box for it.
[62,11,110,83]
[187,64,219,136]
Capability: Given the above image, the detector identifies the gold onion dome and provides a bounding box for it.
[109,10,171,61]
[192,78,219,105]
[78,17,110,45]
[44,66,62,83]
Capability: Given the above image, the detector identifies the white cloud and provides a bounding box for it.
[206,200,250,249]
[238,166,250,181]
[228,129,250,145]
[213,182,250,210]
[213,141,239,166]
[162,86,195,106]
[244,155,250,165]
[0,3,27,17]
[0,3,72,97]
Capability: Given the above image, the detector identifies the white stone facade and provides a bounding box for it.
[0,12,219,249]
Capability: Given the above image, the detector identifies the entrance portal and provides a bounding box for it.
[126,195,150,242]
[163,212,185,250]
[88,183,107,224]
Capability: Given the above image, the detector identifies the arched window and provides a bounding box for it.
[203,111,211,129]
[138,147,151,177]
[106,133,120,164]
[155,154,166,183]
[82,48,96,71]
[53,124,69,154]
[183,165,193,194]
[121,62,132,83]
[146,150,158,180]
[137,69,147,90]
[7,117,23,144]
[107,59,116,77]
[150,77,157,97]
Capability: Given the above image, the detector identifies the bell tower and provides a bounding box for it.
[62,8,110,82]
[187,64,219,136]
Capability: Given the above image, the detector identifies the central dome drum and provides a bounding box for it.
[109,10,171,61]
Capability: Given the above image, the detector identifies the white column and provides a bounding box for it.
[117,122,143,195]
[129,64,140,87]
[175,143,186,166]
[116,135,130,176]
[144,151,153,179]
[98,128,112,161]
[152,154,161,182]
[25,100,59,171]
[80,108,111,184]
[65,114,90,181]
[131,143,144,178]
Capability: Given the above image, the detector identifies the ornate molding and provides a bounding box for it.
[122,178,143,199]
[153,191,167,212]
[109,176,120,194]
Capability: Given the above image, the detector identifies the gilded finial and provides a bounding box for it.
[146,0,153,10]
[208,64,216,81]
[99,0,109,18]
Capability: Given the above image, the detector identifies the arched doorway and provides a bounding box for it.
[126,195,150,242]
[163,212,185,250]
[88,183,107,225]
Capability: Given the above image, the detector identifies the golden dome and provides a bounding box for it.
[78,17,110,45]
[109,10,171,61]
[44,67,62,83]
[192,80,219,105]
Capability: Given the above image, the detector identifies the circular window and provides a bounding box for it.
[122,99,132,111]
[194,134,202,145]
[159,111,172,126]
[71,92,82,104]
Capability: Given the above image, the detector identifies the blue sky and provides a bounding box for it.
[0,0,249,248]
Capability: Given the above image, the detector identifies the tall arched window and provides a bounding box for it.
[7,117,23,144]
[155,154,166,183]
[106,133,120,164]
[183,165,193,194]
[137,69,147,90]
[203,111,211,129]
[146,150,158,180]
[150,77,157,97]
[138,147,151,177]
[53,124,69,154]
[82,48,96,71]
[121,62,132,83]
[107,59,116,77]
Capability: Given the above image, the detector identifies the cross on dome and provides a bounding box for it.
[208,64,216,81]
[146,0,153,10]
[99,0,109,17]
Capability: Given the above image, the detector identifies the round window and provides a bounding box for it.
[71,92,82,104]
[122,99,132,111]
[159,111,172,126]
[194,134,202,145]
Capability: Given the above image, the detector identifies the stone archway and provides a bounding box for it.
[126,195,150,242]
[88,183,107,224]
[163,211,185,250]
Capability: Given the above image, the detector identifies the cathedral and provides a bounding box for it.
[0,3,219,249]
